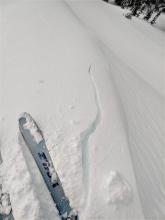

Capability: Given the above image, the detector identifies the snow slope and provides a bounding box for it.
[0,0,164,220]
[66,1,165,219]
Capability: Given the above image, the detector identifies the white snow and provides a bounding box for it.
[68,209,78,218]
[0,0,164,220]
[21,112,43,144]
[61,212,68,218]
[106,170,132,206]
[48,161,58,184]
[0,193,12,215]
[0,184,12,216]
[153,12,165,32]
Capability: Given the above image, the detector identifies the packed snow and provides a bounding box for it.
[48,161,58,184]
[0,0,164,220]
[0,194,11,216]
[106,170,132,206]
[21,112,43,144]
[0,184,12,216]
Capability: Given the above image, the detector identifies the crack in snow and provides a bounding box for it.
[80,66,102,208]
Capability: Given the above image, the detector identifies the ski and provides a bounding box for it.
[19,112,78,220]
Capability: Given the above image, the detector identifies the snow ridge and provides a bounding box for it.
[80,66,102,208]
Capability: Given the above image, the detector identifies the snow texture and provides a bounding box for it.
[48,162,58,184]
[0,0,164,220]
[106,171,132,206]
[0,184,12,216]
[21,113,43,144]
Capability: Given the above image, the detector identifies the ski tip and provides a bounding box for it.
[18,112,44,143]
[18,112,32,121]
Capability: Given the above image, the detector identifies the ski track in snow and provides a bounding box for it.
[79,66,102,208]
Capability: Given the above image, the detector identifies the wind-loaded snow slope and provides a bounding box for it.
[0,0,164,220]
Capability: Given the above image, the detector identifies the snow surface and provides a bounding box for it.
[106,170,132,206]
[48,161,58,184]
[21,112,43,144]
[0,0,164,220]
[0,184,12,216]
[155,13,165,32]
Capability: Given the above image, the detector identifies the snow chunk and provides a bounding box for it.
[68,209,78,218]
[61,212,67,218]
[106,171,133,206]
[49,135,82,209]
[48,161,58,184]
[20,112,43,144]
[0,186,12,216]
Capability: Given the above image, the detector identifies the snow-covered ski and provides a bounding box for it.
[18,112,78,220]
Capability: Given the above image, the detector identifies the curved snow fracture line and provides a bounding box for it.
[80,66,102,208]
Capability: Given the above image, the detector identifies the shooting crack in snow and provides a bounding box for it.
[80,66,102,208]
